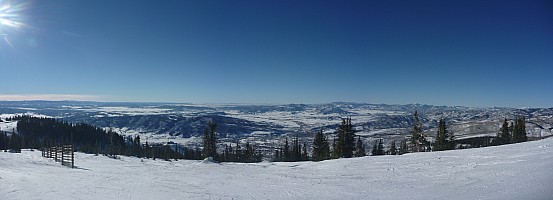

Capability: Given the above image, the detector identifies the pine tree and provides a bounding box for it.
[331,136,339,159]
[511,120,517,143]
[377,138,385,155]
[519,117,527,142]
[312,130,330,161]
[202,121,218,159]
[244,142,253,162]
[354,136,365,157]
[508,122,514,143]
[433,118,449,151]
[292,134,301,161]
[399,140,408,155]
[335,118,355,158]
[274,149,281,162]
[0,131,5,150]
[495,118,511,145]
[389,141,397,155]
[511,117,527,143]
[4,132,11,152]
[301,142,309,161]
[283,137,290,161]
[134,135,142,157]
[409,111,427,152]
[371,140,378,156]
[9,133,21,153]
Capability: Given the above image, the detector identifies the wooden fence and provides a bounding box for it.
[42,145,74,168]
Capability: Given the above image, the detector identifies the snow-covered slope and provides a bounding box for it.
[1,138,552,200]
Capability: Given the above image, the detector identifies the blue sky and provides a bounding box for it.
[0,0,551,108]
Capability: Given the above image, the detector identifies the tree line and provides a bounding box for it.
[201,121,263,163]
[306,111,528,162]
[1,116,187,161]
[492,117,528,145]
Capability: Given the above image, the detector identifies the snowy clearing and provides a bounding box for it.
[1,138,553,200]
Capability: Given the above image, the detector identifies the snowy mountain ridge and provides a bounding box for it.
[1,101,552,146]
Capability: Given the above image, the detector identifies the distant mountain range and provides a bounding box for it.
[1,101,552,145]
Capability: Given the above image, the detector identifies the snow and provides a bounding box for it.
[77,106,172,116]
[106,127,199,146]
[0,121,17,133]
[0,113,52,119]
[1,138,552,200]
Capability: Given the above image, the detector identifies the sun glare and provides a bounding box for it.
[0,0,28,48]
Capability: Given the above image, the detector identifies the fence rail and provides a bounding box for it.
[42,145,74,168]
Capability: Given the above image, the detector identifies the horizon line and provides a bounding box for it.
[0,96,549,109]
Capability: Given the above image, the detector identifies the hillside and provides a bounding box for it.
[1,101,552,149]
[1,137,552,200]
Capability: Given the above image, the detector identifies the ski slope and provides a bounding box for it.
[1,138,552,200]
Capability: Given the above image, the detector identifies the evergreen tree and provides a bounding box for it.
[244,142,253,162]
[225,144,234,161]
[511,117,527,143]
[331,136,339,159]
[354,136,365,157]
[301,142,309,161]
[433,118,449,151]
[12,116,183,160]
[133,135,142,157]
[292,134,301,161]
[283,137,290,161]
[511,119,518,143]
[202,121,218,159]
[107,129,116,157]
[409,111,427,152]
[519,117,527,142]
[371,140,378,156]
[312,130,330,161]
[508,122,514,142]
[0,131,6,150]
[335,118,355,158]
[447,127,455,150]
[377,138,385,156]
[274,149,281,162]
[399,140,408,155]
[9,133,21,153]
[494,118,511,145]
[389,141,397,155]
[220,142,262,163]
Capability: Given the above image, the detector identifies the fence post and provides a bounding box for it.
[71,145,74,168]
[54,147,58,162]
[61,146,64,166]
[43,145,75,168]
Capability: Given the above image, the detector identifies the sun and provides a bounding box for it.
[0,1,25,29]
[0,0,28,47]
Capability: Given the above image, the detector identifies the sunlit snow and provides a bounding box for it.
[1,138,552,199]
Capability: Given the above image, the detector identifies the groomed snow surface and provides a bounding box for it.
[2,138,553,200]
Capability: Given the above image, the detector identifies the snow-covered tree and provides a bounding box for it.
[409,111,428,152]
